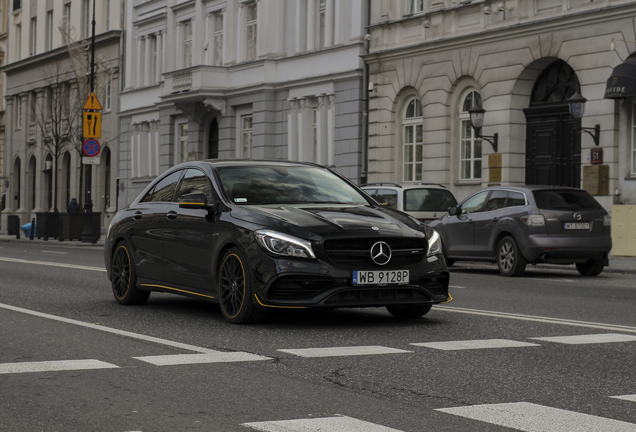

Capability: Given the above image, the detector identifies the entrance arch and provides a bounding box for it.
[523,60,581,187]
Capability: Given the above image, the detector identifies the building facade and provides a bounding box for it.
[119,0,368,207]
[0,0,7,221]
[1,0,123,233]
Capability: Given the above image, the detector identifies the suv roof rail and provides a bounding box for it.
[415,182,448,189]
[361,183,403,188]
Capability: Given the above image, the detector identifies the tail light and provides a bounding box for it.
[521,214,545,226]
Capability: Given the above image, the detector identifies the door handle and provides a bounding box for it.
[167,211,178,220]
[134,211,142,220]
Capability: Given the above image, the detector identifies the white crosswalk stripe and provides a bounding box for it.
[436,402,636,431]
[0,359,119,374]
[530,333,636,345]
[277,346,412,358]
[242,415,403,432]
[134,352,271,366]
[412,339,540,350]
[611,394,636,402]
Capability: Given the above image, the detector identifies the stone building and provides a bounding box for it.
[0,0,7,220]
[119,0,368,207]
[1,0,123,233]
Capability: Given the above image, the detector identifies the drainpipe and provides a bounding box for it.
[361,0,370,186]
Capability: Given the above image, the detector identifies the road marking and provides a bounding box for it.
[134,352,271,366]
[611,395,636,402]
[412,339,540,350]
[449,285,466,289]
[0,302,218,354]
[243,415,403,432]
[41,250,68,255]
[530,333,636,345]
[277,346,412,358]
[436,402,636,431]
[0,359,118,374]
[435,306,636,334]
[0,256,105,272]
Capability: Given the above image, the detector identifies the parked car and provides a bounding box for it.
[429,185,612,277]
[104,160,450,324]
[360,183,458,222]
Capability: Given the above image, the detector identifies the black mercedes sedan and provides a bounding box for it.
[104,160,450,323]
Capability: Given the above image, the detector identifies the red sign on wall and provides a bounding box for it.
[591,148,603,164]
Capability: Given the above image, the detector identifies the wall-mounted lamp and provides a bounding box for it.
[567,85,600,146]
[468,100,498,153]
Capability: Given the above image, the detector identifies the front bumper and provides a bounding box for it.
[521,234,612,263]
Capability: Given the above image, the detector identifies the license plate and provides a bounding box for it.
[352,270,409,286]
[564,222,590,230]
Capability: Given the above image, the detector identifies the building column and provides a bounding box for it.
[136,37,143,87]
[325,0,334,47]
[287,98,298,160]
[297,98,306,161]
[327,93,335,167]
[236,3,244,62]
[307,0,316,51]
[156,31,163,83]
[144,35,152,86]
[316,94,326,165]
[255,0,262,58]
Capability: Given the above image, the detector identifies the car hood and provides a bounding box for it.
[230,204,426,239]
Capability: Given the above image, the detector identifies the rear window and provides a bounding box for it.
[533,190,602,211]
[404,188,457,212]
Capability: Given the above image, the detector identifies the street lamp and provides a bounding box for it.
[568,85,600,146]
[468,100,498,153]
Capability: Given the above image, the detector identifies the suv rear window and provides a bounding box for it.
[404,189,457,212]
[533,190,602,211]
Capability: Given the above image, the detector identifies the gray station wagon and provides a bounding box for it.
[429,185,612,277]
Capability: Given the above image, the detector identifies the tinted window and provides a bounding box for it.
[218,165,369,205]
[460,191,489,214]
[375,188,398,209]
[483,190,508,212]
[533,190,602,211]
[176,169,212,201]
[507,191,526,207]
[139,186,154,203]
[404,188,457,212]
[150,171,183,202]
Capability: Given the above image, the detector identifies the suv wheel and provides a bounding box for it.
[576,259,605,276]
[497,236,526,277]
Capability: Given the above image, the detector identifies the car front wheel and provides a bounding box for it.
[576,259,605,276]
[386,304,432,319]
[111,241,150,305]
[497,236,527,277]
[219,248,261,324]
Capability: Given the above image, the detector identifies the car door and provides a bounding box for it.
[162,168,218,293]
[128,170,183,282]
[472,190,509,256]
[444,190,489,256]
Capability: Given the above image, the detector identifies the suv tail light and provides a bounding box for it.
[521,214,545,226]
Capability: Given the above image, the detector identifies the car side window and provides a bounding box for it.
[376,188,398,209]
[139,186,155,203]
[460,191,489,214]
[507,191,526,207]
[150,171,183,202]
[176,169,213,202]
[484,190,508,212]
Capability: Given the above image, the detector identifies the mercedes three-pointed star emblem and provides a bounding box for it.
[370,241,392,266]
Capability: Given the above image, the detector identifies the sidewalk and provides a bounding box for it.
[0,232,634,274]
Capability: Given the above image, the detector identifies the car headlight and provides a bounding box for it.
[255,230,316,259]
[427,229,442,256]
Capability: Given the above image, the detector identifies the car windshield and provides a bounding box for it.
[533,190,603,211]
[217,165,370,205]
[404,188,457,212]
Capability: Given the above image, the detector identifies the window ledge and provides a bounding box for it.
[624,176,636,181]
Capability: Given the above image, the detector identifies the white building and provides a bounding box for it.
[119,0,368,206]
[365,0,636,255]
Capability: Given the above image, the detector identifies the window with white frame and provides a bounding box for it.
[246,2,257,61]
[406,0,424,15]
[403,98,423,182]
[104,0,110,31]
[318,0,326,50]
[16,96,22,130]
[83,0,90,38]
[183,20,193,68]
[105,76,112,111]
[241,115,253,158]
[213,13,224,66]
[46,11,53,51]
[15,24,21,60]
[132,121,159,178]
[178,123,189,164]
[459,90,482,180]
[63,4,71,38]
[30,18,36,56]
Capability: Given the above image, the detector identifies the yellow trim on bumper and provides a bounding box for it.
[140,284,215,299]
[254,294,308,309]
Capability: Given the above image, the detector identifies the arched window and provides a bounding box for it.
[459,91,482,180]
[403,98,423,182]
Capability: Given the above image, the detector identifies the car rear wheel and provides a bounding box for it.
[386,304,432,319]
[576,259,605,276]
[497,236,526,277]
[219,248,261,324]
[111,241,150,305]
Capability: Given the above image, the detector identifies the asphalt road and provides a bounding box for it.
[1,241,635,432]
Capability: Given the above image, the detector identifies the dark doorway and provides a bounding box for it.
[208,118,219,159]
[524,60,581,187]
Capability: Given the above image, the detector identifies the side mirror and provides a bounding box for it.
[448,206,458,216]
[179,193,213,210]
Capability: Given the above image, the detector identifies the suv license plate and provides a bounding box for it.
[352,270,409,286]
[564,222,590,230]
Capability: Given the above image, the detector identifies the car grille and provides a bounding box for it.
[268,276,336,300]
[323,238,426,268]
[324,287,430,306]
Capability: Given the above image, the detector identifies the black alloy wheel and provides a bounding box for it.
[576,258,605,276]
[497,236,527,277]
[219,248,260,324]
[386,304,432,319]
[111,241,150,305]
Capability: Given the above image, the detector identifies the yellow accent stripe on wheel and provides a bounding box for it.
[140,284,215,299]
